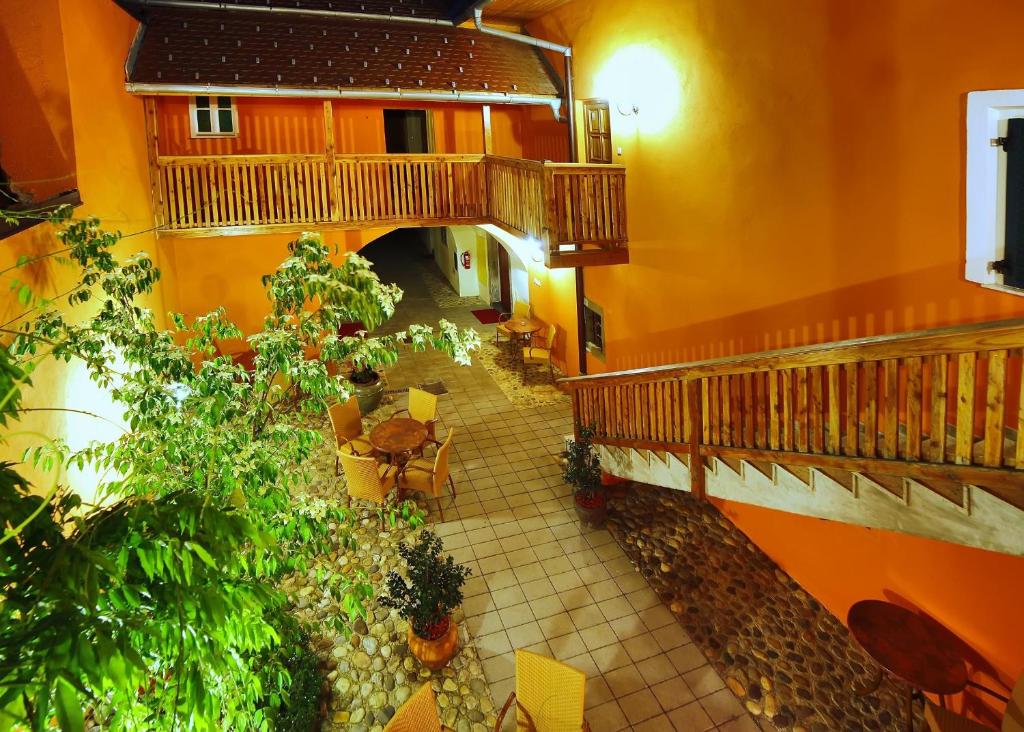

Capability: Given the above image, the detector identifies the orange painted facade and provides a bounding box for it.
[527,0,1024,712]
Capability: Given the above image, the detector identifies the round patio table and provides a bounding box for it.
[369,418,428,463]
[847,600,968,731]
[503,317,544,355]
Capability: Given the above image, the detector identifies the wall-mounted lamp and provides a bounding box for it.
[616,100,639,117]
[527,236,544,263]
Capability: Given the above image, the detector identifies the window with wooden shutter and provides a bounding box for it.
[583,99,612,164]
[1001,118,1024,289]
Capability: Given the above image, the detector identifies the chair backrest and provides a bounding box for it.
[328,397,363,446]
[431,428,455,494]
[513,300,531,318]
[407,387,438,424]
[1004,674,1024,732]
[384,683,441,732]
[515,649,585,732]
[338,451,388,505]
[543,326,556,351]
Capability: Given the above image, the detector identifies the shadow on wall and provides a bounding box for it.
[601,260,1024,372]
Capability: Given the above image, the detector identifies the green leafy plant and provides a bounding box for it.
[0,211,479,731]
[262,618,325,732]
[562,424,604,505]
[379,530,471,639]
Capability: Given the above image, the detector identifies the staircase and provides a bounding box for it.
[560,319,1024,556]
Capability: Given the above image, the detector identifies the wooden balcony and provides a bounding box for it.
[152,152,628,267]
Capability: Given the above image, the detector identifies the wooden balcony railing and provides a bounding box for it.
[153,153,627,267]
[560,320,1024,510]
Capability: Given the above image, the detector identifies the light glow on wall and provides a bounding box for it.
[594,44,682,135]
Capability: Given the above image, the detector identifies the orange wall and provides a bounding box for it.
[528,0,1024,711]
[0,0,77,202]
[157,97,568,159]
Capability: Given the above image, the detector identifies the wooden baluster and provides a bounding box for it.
[933,352,946,460]
[721,374,733,447]
[709,376,721,445]
[681,379,691,444]
[955,353,976,465]
[701,379,711,445]
[754,372,766,449]
[687,379,706,500]
[905,357,923,460]
[844,363,858,457]
[827,364,841,455]
[809,366,824,454]
[633,384,644,440]
[1016,354,1024,469]
[983,350,1007,467]
[782,369,794,451]
[795,368,809,452]
[768,371,781,450]
[743,372,754,447]
[883,359,898,459]
[862,362,878,457]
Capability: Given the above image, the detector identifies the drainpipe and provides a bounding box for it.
[472,4,587,374]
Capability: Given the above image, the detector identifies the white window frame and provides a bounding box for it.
[189,95,238,138]
[966,89,1024,295]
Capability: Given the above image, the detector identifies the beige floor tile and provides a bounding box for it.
[523,639,551,657]
[497,601,535,628]
[591,641,632,673]
[619,688,662,725]
[547,630,587,661]
[448,546,475,564]
[613,570,648,593]
[639,604,676,630]
[563,651,600,678]
[524,527,557,546]
[518,516,548,532]
[651,676,696,711]
[529,593,565,620]
[501,533,531,552]
[478,553,512,575]
[471,538,504,559]
[627,587,662,612]
[633,712,676,731]
[717,715,761,732]
[595,541,626,561]
[588,578,623,602]
[610,613,648,641]
[586,700,629,732]
[603,663,647,698]
[560,586,595,611]
[463,592,495,617]
[668,700,716,731]
[683,665,726,698]
[637,653,678,687]
[462,575,489,598]
[584,676,615,710]
[482,652,516,682]
[465,610,503,637]
[598,596,636,622]
[652,622,692,652]
[578,620,617,649]
[568,604,606,630]
[577,563,613,585]
[491,585,527,609]
[475,630,512,660]
[486,568,519,591]
[700,687,747,725]
[506,620,545,649]
[549,569,584,591]
[521,577,556,600]
[622,631,663,663]
[512,562,547,584]
[537,611,575,638]
[565,547,603,568]
[605,556,636,577]
[492,519,524,538]
[666,643,708,674]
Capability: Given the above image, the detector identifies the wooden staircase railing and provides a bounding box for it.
[153,153,627,267]
[560,320,1024,510]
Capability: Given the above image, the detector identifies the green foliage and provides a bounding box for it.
[379,530,471,638]
[561,424,603,500]
[0,213,479,731]
[262,619,324,732]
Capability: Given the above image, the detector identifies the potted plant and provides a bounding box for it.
[349,363,386,414]
[379,531,471,670]
[562,425,607,528]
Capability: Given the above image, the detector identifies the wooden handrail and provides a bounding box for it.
[153,153,629,259]
[562,319,1024,505]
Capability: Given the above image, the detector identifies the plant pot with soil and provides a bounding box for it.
[349,364,385,414]
[380,530,471,671]
[562,425,608,529]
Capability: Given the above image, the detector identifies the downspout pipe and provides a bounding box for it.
[472,4,587,374]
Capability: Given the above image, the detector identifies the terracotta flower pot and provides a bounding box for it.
[350,372,385,414]
[407,615,459,670]
[574,489,608,529]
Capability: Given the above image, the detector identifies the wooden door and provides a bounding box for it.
[583,99,612,164]
[497,244,512,312]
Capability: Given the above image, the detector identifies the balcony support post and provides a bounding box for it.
[323,101,339,222]
[143,97,164,228]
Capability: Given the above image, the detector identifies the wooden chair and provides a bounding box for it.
[395,387,441,442]
[328,397,374,474]
[384,683,452,732]
[522,326,556,380]
[925,675,1024,732]
[495,649,590,732]
[398,428,456,521]
[338,450,397,514]
[496,301,531,346]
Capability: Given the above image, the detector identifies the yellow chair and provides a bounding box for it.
[925,675,1024,732]
[328,397,374,474]
[398,428,456,521]
[496,301,532,346]
[495,649,590,732]
[395,387,441,442]
[522,326,556,380]
[384,683,453,732]
[338,450,397,511]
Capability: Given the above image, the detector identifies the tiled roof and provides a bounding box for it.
[128,7,562,100]
[138,0,454,21]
